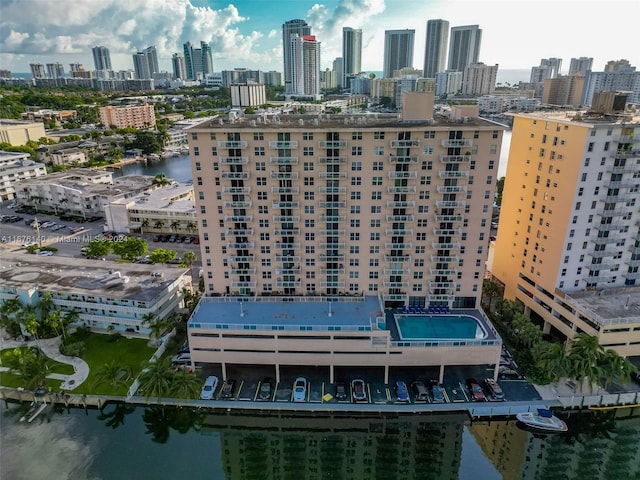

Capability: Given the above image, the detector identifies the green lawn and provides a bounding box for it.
[0,371,62,391]
[1,347,75,375]
[71,333,155,396]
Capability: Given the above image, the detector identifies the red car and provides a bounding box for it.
[192,236,200,244]
[466,378,486,402]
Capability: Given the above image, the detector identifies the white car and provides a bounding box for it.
[37,250,53,256]
[40,221,55,228]
[293,377,307,402]
[22,241,38,248]
[200,376,219,400]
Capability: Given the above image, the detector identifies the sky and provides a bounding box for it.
[1,0,639,75]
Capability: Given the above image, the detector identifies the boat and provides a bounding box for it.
[179,146,190,155]
[19,401,48,423]
[516,408,568,433]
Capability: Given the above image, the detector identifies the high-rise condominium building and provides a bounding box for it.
[133,52,151,79]
[491,97,640,357]
[289,34,321,98]
[282,19,311,94]
[447,25,482,72]
[569,57,593,76]
[183,41,214,80]
[530,58,562,83]
[92,46,112,71]
[541,75,585,106]
[172,53,186,80]
[383,29,415,78]
[581,62,640,106]
[342,27,362,89]
[30,63,45,79]
[185,94,504,382]
[333,57,344,88]
[461,63,498,96]
[46,63,65,79]
[423,19,450,78]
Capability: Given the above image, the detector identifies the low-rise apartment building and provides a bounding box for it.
[0,151,47,201]
[0,120,46,146]
[98,104,156,129]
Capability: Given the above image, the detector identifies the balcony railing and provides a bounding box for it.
[383,281,410,288]
[388,171,418,179]
[320,269,345,275]
[319,254,344,261]
[595,208,629,217]
[318,156,347,164]
[221,187,251,194]
[430,255,460,263]
[228,255,255,262]
[229,268,257,275]
[437,185,467,194]
[221,172,250,179]
[429,281,456,290]
[432,228,462,236]
[270,157,299,164]
[389,155,419,163]
[386,201,415,208]
[276,268,301,275]
[272,201,300,209]
[227,242,254,249]
[431,242,461,250]
[319,186,347,194]
[270,172,299,179]
[384,255,411,263]
[230,281,257,288]
[428,294,454,302]
[440,139,473,147]
[224,215,253,222]
[440,155,471,163]
[429,268,459,276]
[218,141,248,148]
[320,281,346,287]
[438,170,469,178]
[320,243,345,249]
[272,215,300,222]
[387,186,417,194]
[275,255,301,262]
[319,229,345,236]
[390,139,420,147]
[274,228,300,236]
[319,172,347,179]
[226,228,254,236]
[271,186,299,194]
[385,228,413,236]
[319,140,347,148]
[434,213,464,222]
[384,242,413,249]
[276,280,302,288]
[274,242,301,249]
[219,156,249,164]
[268,141,298,149]
[223,201,252,208]
[386,214,414,222]
[435,200,466,208]
[320,215,346,222]
[383,268,410,275]
[319,201,346,208]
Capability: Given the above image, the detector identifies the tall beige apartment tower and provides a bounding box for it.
[491,94,640,356]
[188,95,503,309]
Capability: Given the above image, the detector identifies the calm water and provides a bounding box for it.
[2,401,639,480]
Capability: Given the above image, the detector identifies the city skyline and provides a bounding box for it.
[1,0,638,75]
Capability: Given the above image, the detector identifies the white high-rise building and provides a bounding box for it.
[462,63,498,96]
[447,25,482,72]
[92,46,112,71]
[342,27,362,89]
[290,34,321,98]
[423,19,449,78]
[283,19,311,94]
[172,53,186,79]
[333,57,344,88]
[569,57,593,76]
[530,58,562,82]
[383,30,415,78]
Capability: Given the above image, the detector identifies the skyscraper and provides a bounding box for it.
[282,19,311,94]
[144,46,159,77]
[569,57,593,76]
[290,34,321,97]
[183,41,214,80]
[383,29,415,78]
[447,25,482,72]
[423,19,449,78]
[46,62,65,79]
[92,46,112,71]
[172,53,186,79]
[29,63,45,79]
[133,46,159,79]
[342,27,362,89]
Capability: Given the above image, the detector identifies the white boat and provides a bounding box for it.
[516,408,568,433]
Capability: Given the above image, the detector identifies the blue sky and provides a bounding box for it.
[1,0,638,74]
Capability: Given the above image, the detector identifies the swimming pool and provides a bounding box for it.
[395,314,487,341]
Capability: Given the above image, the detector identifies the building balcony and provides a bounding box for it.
[221,172,250,180]
[606,165,638,174]
[431,242,461,250]
[276,280,302,288]
[432,228,463,237]
[272,201,300,209]
[428,294,454,302]
[383,268,410,275]
[384,242,413,249]
[383,281,410,288]
[319,186,347,194]
[221,186,251,194]
[274,228,300,236]
[590,235,622,245]
[613,149,640,159]
[230,281,257,288]
[429,281,456,291]
[319,254,344,261]
[385,228,413,236]
[319,242,345,249]
[223,201,252,208]
[624,271,640,280]
[389,155,419,163]
[318,156,347,164]
[319,172,347,179]
[595,208,629,217]
[319,229,345,236]
[320,281,346,287]
[228,255,255,262]
[388,171,418,179]
[320,268,345,275]
[387,201,416,208]
[226,228,254,236]
[387,186,417,194]
[218,141,248,148]
[224,215,253,222]
[440,139,473,148]
[272,215,300,222]
[435,200,466,209]
[440,155,471,163]
[437,185,467,194]
[275,255,301,262]
[599,193,634,203]
[587,262,616,272]
[270,172,299,179]
[229,268,257,275]
[386,214,414,222]
[319,201,347,208]
[438,170,469,179]
[628,259,640,267]
[430,268,459,276]
[268,140,298,149]
[219,156,249,164]
[270,156,299,164]
[430,255,460,263]
[588,250,614,259]
[227,242,255,249]
[320,215,346,222]
[319,140,347,148]
[275,242,300,249]
[434,213,464,222]
[276,268,301,275]
[390,139,420,147]
[384,255,411,263]
[271,186,299,194]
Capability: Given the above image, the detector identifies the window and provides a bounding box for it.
[193,147,200,156]
[306,258,315,266]
[253,132,264,140]
[305,219,314,228]
[420,176,431,185]
[369,271,379,279]
[369,284,378,292]
[372,176,382,186]
[255,161,265,171]
[371,191,382,200]
[369,246,379,254]
[369,259,379,267]
[304,205,315,214]
[423,146,434,155]
[257,191,267,200]
[258,206,269,214]
[421,161,433,170]
[305,232,315,241]
[350,205,360,214]
[352,131,362,140]
[191,133,198,140]
[350,246,360,254]
[351,161,362,170]
[254,146,265,156]
[303,132,313,140]
[424,130,435,139]
[350,219,360,228]
[257,177,267,186]
[351,176,362,185]
[370,206,381,214]
[304,176,314,186]
[370,233,380,241]
[350,232,360,241]
[373,161,383,171]
[195,162,201,171]
[374,131,385,139]
[370,219,380,227]
[588,142,594,152]
[351,147,362,157]
[374,146,384,156]
[350,191,361,200]
[197,176,202,185]
[210,147,217,156]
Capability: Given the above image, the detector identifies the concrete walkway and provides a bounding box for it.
[0,335,89,390]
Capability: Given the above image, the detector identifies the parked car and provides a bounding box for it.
[192,237,200,244]
[37,250,53,256]
[51,224,66,231]
[171,353,191,367]
[499,365,523,379]
[40,221,55,228]
[351,379,367,403]
[411,380,429,402]
[258,377,273,401]
[177,341,189,354]
[484,378,505,401]
[466,378,487,402]
[152,236,160,242]
[21,241,37,248]
[430,383,446,403]
[335,381,348,401]
[221,379,237,399]
[394,380,410,403]
[293,377,307,402]
[200,376,219,400]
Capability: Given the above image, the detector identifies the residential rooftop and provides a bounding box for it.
[111,182,195,213]
[511,110,640,125]
[0,253,187,302]
[562,286,640,327]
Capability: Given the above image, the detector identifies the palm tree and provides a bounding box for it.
[170,368,202,399]
[154,219,165,231]
[152,173,171,187]
[138,357,174,401]
[37,291,55,319]
[142,312,169,345]
[170,220,180,232]
[182,251,197,282]
[482,279,501,311]
[567,333,606,391]
[533,342,570,382]
[4,347,50,389]
[600,349,636,389]
[141,218,150,234]
[93,361,131,390]
[185,221,196,234]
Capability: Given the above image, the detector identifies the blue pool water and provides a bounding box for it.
[395,315,486,340]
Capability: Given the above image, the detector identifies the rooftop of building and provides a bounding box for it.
[0,119,41,126]
[0,253,187,302]
[562,285,640,326]
[17,169,153,196]
[111,182,195,213]
[190,111,507,131]
[511,108,640,125]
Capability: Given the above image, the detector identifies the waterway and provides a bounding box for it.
[1,401,639,480]
[112,130,513,183]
